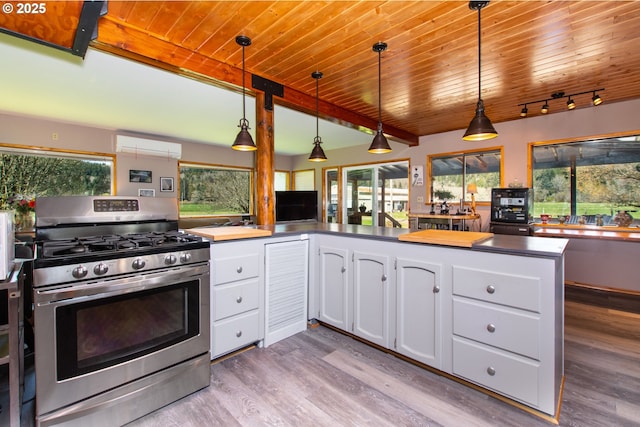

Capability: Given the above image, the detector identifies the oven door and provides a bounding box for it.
[33,263,210,417]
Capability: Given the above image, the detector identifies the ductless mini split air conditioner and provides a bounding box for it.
[115,135,182,159]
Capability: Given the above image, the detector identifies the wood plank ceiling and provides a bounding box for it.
[4,1,640,147]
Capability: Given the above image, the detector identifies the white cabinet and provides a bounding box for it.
[395,256,442,368]
[317,243,349,330]
[264,239,309,347]
[352,248,391,348]
[210,240,264,359]
[450,252,563,415]
[315,236,392,348]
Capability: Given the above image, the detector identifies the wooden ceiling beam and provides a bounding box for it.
[94,16,418,147]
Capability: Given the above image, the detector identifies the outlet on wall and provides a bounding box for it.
[417,196,424,203]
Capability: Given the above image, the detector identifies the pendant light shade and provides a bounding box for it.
[309,71,327,162]
[232,35,256,151]
[463,1,497,141]
[369,42,392,154]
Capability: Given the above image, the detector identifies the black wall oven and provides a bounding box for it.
[33,196,211,427]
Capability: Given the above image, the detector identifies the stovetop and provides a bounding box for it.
[34,230,210,269]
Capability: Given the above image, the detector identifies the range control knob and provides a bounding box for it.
[164,254,178,265]
[72,265,88,279]
[132,258,146,270]
[93,263,109,276]
[180,253,192,263]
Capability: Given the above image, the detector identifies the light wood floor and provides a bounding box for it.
[127,300,640,427]
[4,299,639,426]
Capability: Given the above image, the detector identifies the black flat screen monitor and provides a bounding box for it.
[275,191,318,222]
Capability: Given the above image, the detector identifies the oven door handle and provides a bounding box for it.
[34,263,209,305]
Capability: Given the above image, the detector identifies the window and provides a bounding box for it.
[275,171,290,191]
[0,145,113,208]
[428,148,501,204]
[531,134,640,222]
[342,160,409,228]
[292,169,315,190]
[179,163,252,217]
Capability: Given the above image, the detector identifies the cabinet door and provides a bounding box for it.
[396,258,441,368]
[353,250,390,347]
[318,245,349,330]
[264,239,309,347]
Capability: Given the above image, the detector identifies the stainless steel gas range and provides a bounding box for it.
[32,196,211,427]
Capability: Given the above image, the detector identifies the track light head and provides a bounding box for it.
[592,92,603,106]
[520,105,528,118]
[541,102,549,114]
[567,97,576,110]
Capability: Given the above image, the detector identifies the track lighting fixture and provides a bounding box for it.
[232,35,256,151]
[518,88,604,118]
[308,71,327,162]
[368,41,392,154]
[463,1,498,141]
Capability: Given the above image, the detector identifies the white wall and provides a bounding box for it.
[0,111,294,198]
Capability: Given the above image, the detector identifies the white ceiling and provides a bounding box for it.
[0,32,375,156]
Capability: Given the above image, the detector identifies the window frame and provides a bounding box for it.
[427,146,503,206]
[0,143,115,201]
[528,130,640,220]
[178,161,254,218]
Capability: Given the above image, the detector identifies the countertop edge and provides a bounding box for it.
[194,223,568,258]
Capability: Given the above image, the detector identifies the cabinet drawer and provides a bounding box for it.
[453,298,540,359]
[452,265,540,312]
[212,310,261,358]
[213,252,260,284]
[213,278,260,321]
[453,337,540,407]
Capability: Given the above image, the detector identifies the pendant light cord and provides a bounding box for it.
[377,48,382,128]
[477,6,482,100]
[241,45,246,121]
[316,76,319,138]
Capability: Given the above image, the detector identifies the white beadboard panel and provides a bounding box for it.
[264,239,309,347]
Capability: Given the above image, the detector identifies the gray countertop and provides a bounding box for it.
[240,222,569,259]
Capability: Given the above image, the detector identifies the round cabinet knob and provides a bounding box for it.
[381,274,387,282]
[164,254,177,265]
[236,296,243,304]
[486,285,496,294]
[236,266,243,274]
[236,330,243,338]
[179,253,192,263]
[486,366,496,376]
[487,323,496,333]
[93,263,109,276]
[341,266,346,273]
[132,258,146,270]
[72,265,88,279]
[433,285,440,293]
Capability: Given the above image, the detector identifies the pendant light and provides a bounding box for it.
[368,42,392,154]
[463,1,498,141]
[232,35,256,151]
[308,71,327,162]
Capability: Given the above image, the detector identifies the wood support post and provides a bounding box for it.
[255,91,275,225]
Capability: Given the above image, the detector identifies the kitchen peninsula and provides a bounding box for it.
[189,223,568,422]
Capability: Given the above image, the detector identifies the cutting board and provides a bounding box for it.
[398,229,494,247]
[186,227,272,241]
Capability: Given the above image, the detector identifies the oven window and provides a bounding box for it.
[55,280,200,380]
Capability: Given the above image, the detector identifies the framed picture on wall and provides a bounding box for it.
[160,177,174,192]
[129,169,152,183]
[138,188,155,197]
